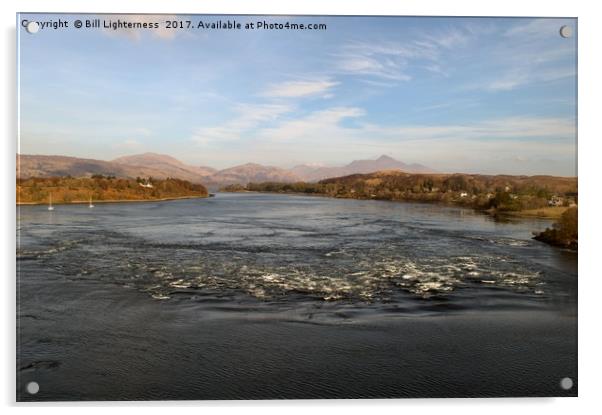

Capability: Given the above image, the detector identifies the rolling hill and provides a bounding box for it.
[205,163,301,186]
[17,155,170,180]
[112,152,216,182]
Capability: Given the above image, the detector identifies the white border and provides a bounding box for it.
[3,1,601,414]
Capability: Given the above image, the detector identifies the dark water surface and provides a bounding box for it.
[17,193,577,400]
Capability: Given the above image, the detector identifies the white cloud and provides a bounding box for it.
[192,99,574,151]
[131,127,153,136]
[192,103,292,145]
[415,98,479,112]
[335,42,418,81]
[361,116,575,141]
[333,27,475,82]
[421,28,470,50]
[258,106,574,143]
[263,79,339,98]
[113,139,143,151]
[476,19,576,91]
[486,77,527,92]
[259,107,365,141]
[482,62,575,92]
[334,19,575,92]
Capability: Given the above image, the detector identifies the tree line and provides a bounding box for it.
[17,176,208,204]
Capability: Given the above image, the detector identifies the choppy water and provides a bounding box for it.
[16,193,578,400]
[18,193,576,314]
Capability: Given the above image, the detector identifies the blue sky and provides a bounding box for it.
[18,14,577,175]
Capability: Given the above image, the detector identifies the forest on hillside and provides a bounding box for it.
[222,171,577,213]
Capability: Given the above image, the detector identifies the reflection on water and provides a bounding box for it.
[17,193,577,314]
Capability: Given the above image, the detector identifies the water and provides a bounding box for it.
[16,193,577,400]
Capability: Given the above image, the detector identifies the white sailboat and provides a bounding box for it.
[48,193,54,211]
[89,196,95,208]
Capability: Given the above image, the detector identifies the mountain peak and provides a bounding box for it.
[113,152,183,165]
[292,155,435,181]
[110,153,216,181]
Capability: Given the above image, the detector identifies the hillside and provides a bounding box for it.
[17,153,436,188]
[112,152,216,180]
[17,176,208,204]
[224,170,578,214]
[18,154,299,187]
[206,163,301,186]
[18,155,182,182]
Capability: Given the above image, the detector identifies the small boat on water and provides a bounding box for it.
[209,193,216,197]
[48,194,54,211]
[89,196,95,208]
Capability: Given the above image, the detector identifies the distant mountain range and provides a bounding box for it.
[291,155,434,181]
[17,153,435,188]
[206,163,299,186]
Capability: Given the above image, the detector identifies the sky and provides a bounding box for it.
[18,14,577,175]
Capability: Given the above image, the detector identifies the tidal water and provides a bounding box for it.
[17,193,577,400]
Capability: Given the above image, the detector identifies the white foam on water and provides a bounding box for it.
[116,247,545,302]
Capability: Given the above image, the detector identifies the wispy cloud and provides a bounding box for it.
[483,66,575,92]
[262,79,339,98]
[475,19,576,91]
[259,107,365,141]
[334,20,574,92]
[335,41,423,81]
[113,139,143,151]
[192,103,292,145]
[421,27,470,50]
[361,116,575,141]
[414,98,479,112]
[334,26,475,82]
[131,127,153,136]
[253,105,574,143]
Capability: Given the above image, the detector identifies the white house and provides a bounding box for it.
[548,195,564,207]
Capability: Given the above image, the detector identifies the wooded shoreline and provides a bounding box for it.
[221,189,573,219]
[16,176,208,205]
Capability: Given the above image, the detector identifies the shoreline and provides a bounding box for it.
[501,206,571,219]
[221,190,569,219]
[16,194,208,206]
